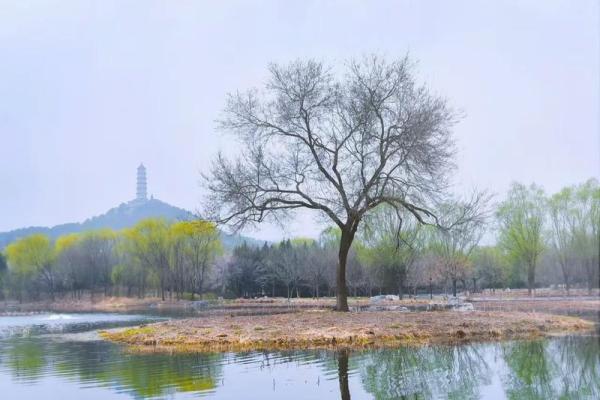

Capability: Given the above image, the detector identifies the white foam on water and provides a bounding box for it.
[46,314,76,321]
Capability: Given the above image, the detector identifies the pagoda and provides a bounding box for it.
[136,163,148,202]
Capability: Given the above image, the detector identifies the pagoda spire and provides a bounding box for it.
[136,163,147,201]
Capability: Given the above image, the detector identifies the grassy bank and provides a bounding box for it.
[0,297,175,314]
[100,310,595,353]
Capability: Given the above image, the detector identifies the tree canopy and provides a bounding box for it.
[496,183,546,295]
[205,56,475,310]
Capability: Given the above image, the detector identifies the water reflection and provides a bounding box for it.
[338,349,351,400]
[501,336,600,399]
[0,313,598,399]
[3,336,224,397]
[359,344,491,399]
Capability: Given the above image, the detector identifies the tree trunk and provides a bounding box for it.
[336,228,354,312]
[199,264,206,301]
[563,270,570,296]
[452,279,457,298]
[398,269,405,300]
[585,260,594,294]
[43,267,55,301]
[527,262,535,297]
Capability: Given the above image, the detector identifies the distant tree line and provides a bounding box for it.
[218,178,598,299]
[0,219,221,302]
[0,179,597,301]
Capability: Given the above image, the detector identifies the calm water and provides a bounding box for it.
[0,313,598,399]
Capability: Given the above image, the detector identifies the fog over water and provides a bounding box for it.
[0,0,598,241]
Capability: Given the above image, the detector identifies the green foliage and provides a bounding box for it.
[0,252,6,272]
[169,220,222,299]
[547,185,581,292]
[358,206,423,296]
[0,251,7,297]
[496,183,546,293]
[5,234,57,299]
[570,178,600,291]
[121,218,171,299]
[318,226,341,248]
[0,218,223,301]
[5,234,54,277]
[471,246,509,289]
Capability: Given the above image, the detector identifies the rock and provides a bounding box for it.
[454,303,475,312]
[369,295,386,304]
[364,305,409,312]
[369,294,400,304]
[447,297,465,306]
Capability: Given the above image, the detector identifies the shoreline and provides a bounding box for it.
[100,309,595,353]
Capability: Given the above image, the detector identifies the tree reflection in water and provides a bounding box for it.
[338,349,351,400]
[6,337,46,382]
[358,344,490,399]
[356,336,599,400]
[1,334,598,399]
[2,337,224,398]
[501,336,600,399]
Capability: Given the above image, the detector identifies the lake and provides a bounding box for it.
[0,312,598,399]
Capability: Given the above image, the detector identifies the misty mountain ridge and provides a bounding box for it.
[0,197,264,250]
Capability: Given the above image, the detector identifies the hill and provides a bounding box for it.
[0,198,264,250]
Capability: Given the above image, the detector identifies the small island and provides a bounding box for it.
[99,297,597,353]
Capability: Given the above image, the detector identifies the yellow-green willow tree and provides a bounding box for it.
[5,234,56,300]
[170,221,222,300]
[496,183,546,296]
[571,178,600,293]
[121,218,170,299]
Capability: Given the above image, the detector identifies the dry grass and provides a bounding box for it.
[471,299,600,317]
[100,310,595,353]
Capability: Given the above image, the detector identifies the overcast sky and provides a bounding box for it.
[0,0,598,240]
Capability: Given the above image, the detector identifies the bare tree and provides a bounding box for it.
[205,56,463,311]
[430,198,488,297]
[409,251,444,299]
[305,243,328,298]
